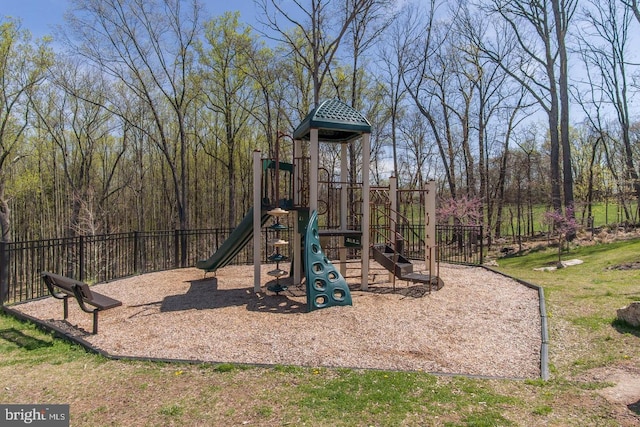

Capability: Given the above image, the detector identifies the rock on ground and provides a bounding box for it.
[617,302,640,328]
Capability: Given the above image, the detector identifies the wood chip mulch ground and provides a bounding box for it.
[13,262,542,379]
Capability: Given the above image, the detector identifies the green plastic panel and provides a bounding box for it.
[304,210,352,311]
[293,98,371,143]
[262,159,294,172]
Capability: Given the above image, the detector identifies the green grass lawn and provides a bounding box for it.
[496,238,640,376]
[392,200,628,239]
[491,201,632,237]
[1,239,639,426]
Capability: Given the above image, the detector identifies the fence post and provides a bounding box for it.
[133,231,139,274]
[0,241,7,305]
[79,235,85,282]
[174,230,179,269]
[181,230,188,268]
[480,226,484,265]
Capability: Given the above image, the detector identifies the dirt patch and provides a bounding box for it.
[575,363,640,425]
[607,262,640,270]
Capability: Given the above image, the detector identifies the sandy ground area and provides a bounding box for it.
[13,262,542,378]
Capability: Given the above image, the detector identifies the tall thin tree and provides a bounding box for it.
[65,0,202,239]
[480,0,577,218]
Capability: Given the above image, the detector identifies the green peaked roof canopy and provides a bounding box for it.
[293,98,371,143]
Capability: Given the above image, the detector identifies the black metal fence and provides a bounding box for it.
[437,224,484,265]
[1,224,482,305]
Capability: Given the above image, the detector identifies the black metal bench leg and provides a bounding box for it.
[92,310,99,334]
[63,296,69,320]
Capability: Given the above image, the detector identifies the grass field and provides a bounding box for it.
[401,200,634,238]
[493,200,635,237]
[1,238,639,426]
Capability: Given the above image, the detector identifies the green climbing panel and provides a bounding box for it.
[304,210,352,311]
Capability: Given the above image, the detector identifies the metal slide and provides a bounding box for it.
[196,207,269,273]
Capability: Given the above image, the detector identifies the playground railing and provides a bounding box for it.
[1,224,480,305]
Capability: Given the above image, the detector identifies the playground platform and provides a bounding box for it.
[9,262,542,379]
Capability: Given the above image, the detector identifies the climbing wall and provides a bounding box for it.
[304,210,352,311]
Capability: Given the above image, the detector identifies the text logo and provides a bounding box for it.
[1,405,69,426]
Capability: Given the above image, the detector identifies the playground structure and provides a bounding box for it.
[196,99,441,311]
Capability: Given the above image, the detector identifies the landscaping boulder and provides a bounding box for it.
[617,302,640,328]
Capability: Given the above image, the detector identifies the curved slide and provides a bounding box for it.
[196,207,270,273]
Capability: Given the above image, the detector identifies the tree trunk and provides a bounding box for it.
[547,61,562,214]
[552,0,574,218]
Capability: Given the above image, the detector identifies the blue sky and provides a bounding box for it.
[2,0,260,39]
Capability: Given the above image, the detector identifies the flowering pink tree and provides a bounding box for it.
[436,196,483,225]
[437,196,483,257]
[543,207,579,267]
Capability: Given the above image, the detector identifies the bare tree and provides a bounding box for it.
[342,0,392,211]
[577,0,639,221]
[486,89,530,242]
[454,2,532,236]
[343,0,392,108]
[571,125,607,224]
[32,58,126,237]
[257,0,374,106]
[480,0,577,219]
[64,0,202,238]
[622,0,640,23]
[402,1,461,198]
[378,3,420,181]
[397,109,439,189]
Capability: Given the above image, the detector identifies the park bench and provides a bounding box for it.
[41,272,122,334]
